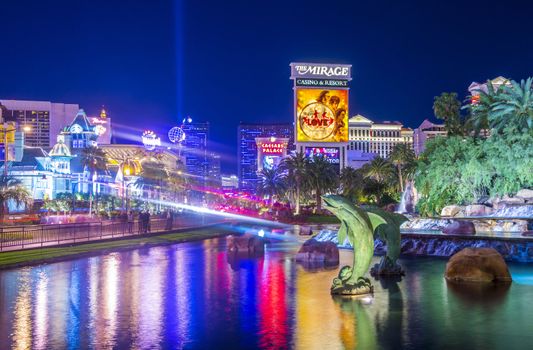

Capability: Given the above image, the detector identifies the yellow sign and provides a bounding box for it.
[0,123,17,144]
[296,88,348,142]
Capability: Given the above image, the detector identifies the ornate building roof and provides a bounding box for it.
[49,135,72,157]
[67,109,94,133]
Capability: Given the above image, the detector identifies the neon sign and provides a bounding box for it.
[142,130,161,151]
[261,143,285,155]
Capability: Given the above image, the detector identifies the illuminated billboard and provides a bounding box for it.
[304,147,340,164]
[256,137,289,172]
[296,89,348,143]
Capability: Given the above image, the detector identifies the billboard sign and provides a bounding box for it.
[296,89,348,142]
[256,137,289,172]
[304,147,340,164]
[0,122,17,144]
[290,63,352,80]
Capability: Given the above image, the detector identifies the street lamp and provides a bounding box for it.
[122,165,131,209]
[1,123,30,176]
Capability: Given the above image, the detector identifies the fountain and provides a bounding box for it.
[396,180,418,214]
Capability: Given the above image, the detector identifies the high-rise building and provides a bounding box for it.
[181,119,209,182]
[207,152,221,187]
[468,76,511,104]
[348,115,413,158]
[221,174,239,190]
[237,122,294,190]
[0,99,79,148]
[413,119,446,155]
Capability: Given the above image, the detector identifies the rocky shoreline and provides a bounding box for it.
[314,229,533,263]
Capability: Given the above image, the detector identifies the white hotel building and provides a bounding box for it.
[346,115,413,168]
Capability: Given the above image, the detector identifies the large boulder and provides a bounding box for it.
[465,204,492,217]
[515,189,533,202]
[442,220,476,235]
[227,233,265,254]
[445,247,512,283]
[295,239,339,265]
[441,205,464,217]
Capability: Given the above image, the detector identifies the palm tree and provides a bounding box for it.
[363,157,395,185]
[81,146,108,215]
[490,77,533,134]
[136,160,168,209]
[339,166,366,203]
[306,155,338,212]
[280,151,309,215]
[464,81,502,138]
[388,143,416,192]
[258,165,287,207]
[433,92,463,136]
[0,176,33,222]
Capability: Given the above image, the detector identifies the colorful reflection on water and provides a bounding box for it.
[1,237,533,349]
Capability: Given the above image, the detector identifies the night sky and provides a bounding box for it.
[1,0,532,172]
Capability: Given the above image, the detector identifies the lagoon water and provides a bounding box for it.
[1,236,533,349]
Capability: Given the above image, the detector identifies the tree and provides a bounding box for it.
[306,155,338,212]
[258,166,287,207]
[362,157,395,185]
[339,166,366,203]
[281,151,309,215]
[81,146,108,215]
[433,92,463,136]
[0,176,33,222]
[415,136,491,215]
[489,78,533,134]
[389,143,416,192]
[464,81,501,138]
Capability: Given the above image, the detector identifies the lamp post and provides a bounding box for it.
[122,166,130,210]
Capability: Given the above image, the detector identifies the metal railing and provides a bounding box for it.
[0,213,215,252]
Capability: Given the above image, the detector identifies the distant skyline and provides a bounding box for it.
[1,0,532,172]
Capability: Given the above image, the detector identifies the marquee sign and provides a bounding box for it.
[255,137,289,172]
[305,147,340,164]
[290,63,352,80]
[260,142,285,155]
[295,88,349,143]
[295,79,349,87]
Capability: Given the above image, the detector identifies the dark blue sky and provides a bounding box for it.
[2,0,532,172]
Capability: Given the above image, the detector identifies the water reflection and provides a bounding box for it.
[1,238,533,349]
[33,271,48,349]
[332,296,377,349]
[13,270,31,350]
[446,281,511,306]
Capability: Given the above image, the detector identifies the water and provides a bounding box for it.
[397,181,418,214]
[1,236,533,349]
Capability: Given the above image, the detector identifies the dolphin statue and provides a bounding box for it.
[365,207,408,276]
[322,195,387,295]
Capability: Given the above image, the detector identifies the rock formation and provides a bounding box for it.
[295,239,339,265]
[444,247,512,283]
